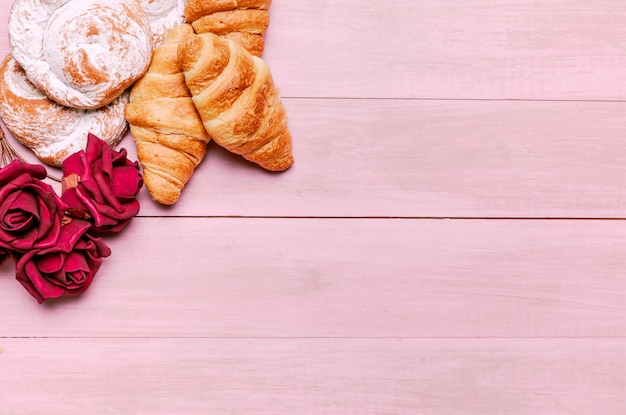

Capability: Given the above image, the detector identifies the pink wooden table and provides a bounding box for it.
[3,0,626,413]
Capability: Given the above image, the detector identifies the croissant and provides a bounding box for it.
[178,31,294,171]
[185,0,272,56]
[125,24,210,205]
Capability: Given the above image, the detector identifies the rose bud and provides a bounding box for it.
[0,159,67,252]
[15,217,111,304]
[61,133,143,234]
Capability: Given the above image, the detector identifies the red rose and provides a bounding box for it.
[15,218,111,303]
[61,134,143,234]
[0,246,8,265]
[0,160,67,252]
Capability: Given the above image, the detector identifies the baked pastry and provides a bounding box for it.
[138,0,186,48]
[185,0,272,56]
[125,24,210,205]
[8,0,153,110]
[0,55,128,167]
[178,32,293,171]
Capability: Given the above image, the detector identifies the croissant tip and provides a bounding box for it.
[144,177,183,206]
[262,155,294,172]
[151,193,181,206]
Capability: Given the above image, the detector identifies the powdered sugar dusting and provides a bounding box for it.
[8,0,153,109]
[138,0,186,48]
[0,55,128,166]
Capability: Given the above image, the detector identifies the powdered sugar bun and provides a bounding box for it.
[0,55,128,167]
[138,0,186,48]
[8,0,153,110]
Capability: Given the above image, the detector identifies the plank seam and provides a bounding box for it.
[281,97,626,103]
[134,216,626,221]
[3,336,626,340]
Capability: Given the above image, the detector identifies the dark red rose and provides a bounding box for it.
[15,218,111,303]
[0,246,8,266]
[0,160,67,252]
[61,133,143,234]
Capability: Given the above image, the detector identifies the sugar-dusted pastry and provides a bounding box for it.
[178,32,293,171]
[138,0,186,48]
[185,0,272,56]
[0,55,127,167]
[125,24,210,205]
[8,0,153,109]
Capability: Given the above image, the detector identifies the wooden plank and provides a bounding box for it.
[2,1,626,100]
[119,98,626,219]
[1,337,626,414]
[263,0,626,100]
[1,4,625,218]
[2,217,626,338]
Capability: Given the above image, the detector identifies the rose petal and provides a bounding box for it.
[0,161,67,252]
[36,252,66,275]
[3,212,36,240]
[0,191,27,227]
[16,253,65,304]
[10,190,39,216]
[0,160,46,184]
[15,218,111,303]
[61,147,87,177]
[93,167,123,211]
[86,133,108,158]
[49,218,92,254]
[64,250,90,273]
[111,165,144,199]
[61,134,142,234]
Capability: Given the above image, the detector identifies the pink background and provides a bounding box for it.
[3,0,626,413]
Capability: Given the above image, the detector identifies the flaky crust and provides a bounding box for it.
[184,0,272,22]
[125,24,210,205]
[8,0,153,109]
[178,32,293,171]
[184,0,272,56]
[0,55,127,166]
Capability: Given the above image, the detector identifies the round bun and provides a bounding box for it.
[138,0,186,48]
[8,0,153,110]
[0,55,128,167]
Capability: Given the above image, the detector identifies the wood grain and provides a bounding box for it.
[5,92,626,219]
[262,0,626,100]
[2,1,626,100]
[1,0,626,413]
[2,337,626,415]
[128,98,626,218]
[2,218,626,338]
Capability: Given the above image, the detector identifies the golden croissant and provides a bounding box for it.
[125,24,210,205]
[185,0,272,56]
[178,31,294,171]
